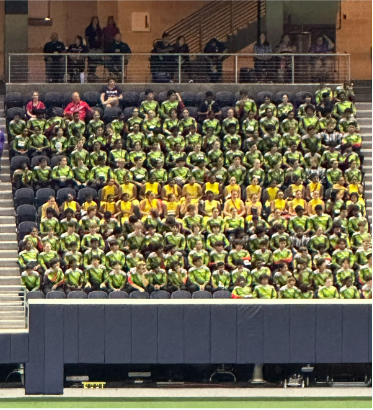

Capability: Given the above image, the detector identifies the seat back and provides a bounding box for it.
[50,155,65,169]
[77,187,98,204]
[5,92,23,109]
[44,91,64,109]
[82,91,101,107]
[67,291,88,299]
[171,290,191,299]
[14,188,34,207]
[150,290,170,299]
[275,91,295,105]
[103,107,122,123]
[31,155,50,168]
[157,91,168,104]
[123,106,136,121]
[63,92,73,108]
[46,291,66,299]
[35,188,55,209]
[213,290,232,299]
[221,106,234,119]
[121,91,139,108]
[10,156,29,173]
[109,291,129,299]
[185,106,198,119]
[17,221,37,242]
[88,290,108,299]
[192,290,212,299]
[255,91,275,105]
[16,204,37,224]
[180,92,197,107]
[216,91,234,107]
[6,107,25,122]
[130,291,150,299]
[26,291,45,300]
[56,188,76,205]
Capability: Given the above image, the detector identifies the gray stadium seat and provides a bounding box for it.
[275,91,295,104]
[35,188,55,209]
[221,106,234,119]
[5,92,23,109]
[192,290,213,299]
[17,221,37,242]
[150,290,170,299]
[6,107,25,121]
[67,291,88,299]
[50,155,65,169]
[213,290,232,299]
[10,156,29,173]
[16,204,37,224]
[185,106,198,118]
[82,91,101,107]
[121,91,139,108]
[130,291,150,299]
[77,187,98,204]
[123,106,137,121]
[26,291,44,300]
[46,291,66,299]
[44,91,64,109]
[56,188,76,205]
[256,91,275,105]
[109,290,129,299]
[180,92,197,107]
[31,155,50,168]
[14,188,34,207]
[171,290,191,299]
[216,91,235,107]
[104,107,122,123]
[88,290,108,299]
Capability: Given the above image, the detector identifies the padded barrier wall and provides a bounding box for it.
[23,300,372,395]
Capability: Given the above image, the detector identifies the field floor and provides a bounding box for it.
[0,388,371,408]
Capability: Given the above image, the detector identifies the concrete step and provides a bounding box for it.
[0,320,26,329]
[0,215,16,224]
[0,276,21,286]
[0,249,19,257]
[0,241,19,250]
[0,224,17,234]
[0,191,13,200]
[0,311,25,319]
[0,175,11,182]
[0,266,20,276]
[0,258,19,267]
[0,207,15,216]
[0,304,24,312]
[0,232,17,242]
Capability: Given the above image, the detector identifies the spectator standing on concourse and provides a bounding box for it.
[103,16,120,51]
[43,33,66,83]
[85,16,103,49]
[254,33,273,81]
[67,36,89,83]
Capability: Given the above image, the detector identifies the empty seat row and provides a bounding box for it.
[26,289,232,300]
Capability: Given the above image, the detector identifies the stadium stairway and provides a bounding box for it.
[357,101,372,225]
[0,96,26,330]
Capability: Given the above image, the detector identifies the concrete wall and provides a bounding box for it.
[336,0,372,80]
[283,0,339,26]
[0,1,5,83]
[28,0,209,52]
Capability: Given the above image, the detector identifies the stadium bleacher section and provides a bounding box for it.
[1,84,372,315]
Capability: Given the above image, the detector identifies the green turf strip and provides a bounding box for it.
[0,397,371,408]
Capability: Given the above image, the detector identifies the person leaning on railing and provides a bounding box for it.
[309,34,335,82]
[67,36,89,83]
[254,33,274,82]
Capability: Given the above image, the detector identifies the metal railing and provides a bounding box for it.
[163,0,266,52]
[8,53,350,84]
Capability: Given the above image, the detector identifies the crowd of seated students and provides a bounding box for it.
[7,82,371,299]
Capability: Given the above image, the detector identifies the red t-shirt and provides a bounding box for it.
[26,101,46,117]
[64,100,92,120]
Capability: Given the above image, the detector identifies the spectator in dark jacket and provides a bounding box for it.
[105,33,131,80]
[85,16,103,49]
[103,16,120,51]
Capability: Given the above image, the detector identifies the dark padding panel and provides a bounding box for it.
[211,305,236,364]
[289,305,316,363]
[104,305,132,363]
[44,305,64,394]
[25,304,45,394]
[0,334,11,364]
[236,305,263,364]
[184,305,211,364]
[342,305,369,363]
[316,304,343,363]
[11,333,29,363]
[157,305,184,364]
[369,307,372,363]
[63,304,79,363]
[131,305,158,363]
[79,305,105,364]
[263,305,290,363]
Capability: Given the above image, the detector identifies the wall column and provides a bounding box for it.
[264,0,284,47]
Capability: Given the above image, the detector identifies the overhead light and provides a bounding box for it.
[45,17,50,21]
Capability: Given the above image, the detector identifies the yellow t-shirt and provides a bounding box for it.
[290,184,303,195]
[63,201,77,212]
[100,201,116,214]
[273,198,286,211]
[204,200,219,216]
[82,200,97,211]
[164,200,179,214]
[205,182,220,195]
[120,183,136,200]
[266,187,279,202]
[246,184,261,199]
[291,198,307,210]
[184,183,200,198]
[144,182,159,195]
[164,184,180,199]
[309,198,323,212]
[141,198,158,213]
[102,185,116,201]
[226,184,240,196]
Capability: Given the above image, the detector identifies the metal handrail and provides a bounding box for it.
[8,52,351,84]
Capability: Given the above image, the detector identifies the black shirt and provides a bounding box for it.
[43,41,65,60]
[85,25,103,49]
[105,41,131,55]
[198,100,221,114]
[67,44,89,54]
[101,86,123,101]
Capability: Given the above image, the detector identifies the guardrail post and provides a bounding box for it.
[291,55,295,84]
[178,55,181,84]
[64,55,68,83]
[122,55,125,83]
[8,54,11,83]
[234,55,238,83]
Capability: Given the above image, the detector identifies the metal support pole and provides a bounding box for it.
[64,55,68,83]
[121,55,125,83]
[291,55,295,84]
[178,55,181,84]
[8,54,11,83]
[234,55,238,84]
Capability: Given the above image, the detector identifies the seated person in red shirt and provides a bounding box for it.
[64,92,93,121]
